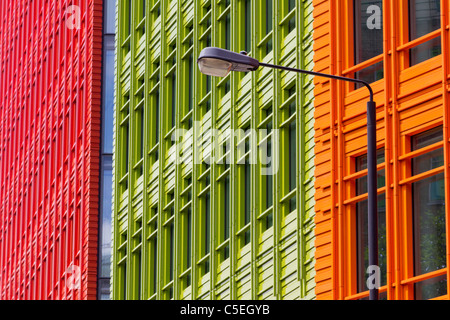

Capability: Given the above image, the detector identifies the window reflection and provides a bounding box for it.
[411,127,447,300]
[354,0,384,87]
[355,149,387,294]
[104,0,116,34]
[98,0,116,300]
[103,41,115,154]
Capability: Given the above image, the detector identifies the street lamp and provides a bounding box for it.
[198,47,379,300]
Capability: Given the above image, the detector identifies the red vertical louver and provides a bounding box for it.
[0,0,103,300]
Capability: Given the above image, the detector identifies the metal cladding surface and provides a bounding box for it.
[0,0,103,300]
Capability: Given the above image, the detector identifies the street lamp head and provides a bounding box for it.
[197,47,260,77]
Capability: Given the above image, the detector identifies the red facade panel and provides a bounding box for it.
[0,0,103,300]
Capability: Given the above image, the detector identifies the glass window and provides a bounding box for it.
[244,0,251,52]
[225,10,231,51]
[136,248,142,299]
[184,206,192,288]
[266,137,273,210]
[409,0,441,66]
[187,207,192,268]
[171,72,176,128]
[99,1,116,298]
[224,176,230,241]
[353,0,384,87]
[152,237,158,295]
[98,278,111,300]
[188,54,194,112]
[100,157,113,278]
[155,88,160,144]
[355,149,387,296]
[169,224,174,281]
[265,0,273,54]
[411,127,446,300]
[104,0,116,34]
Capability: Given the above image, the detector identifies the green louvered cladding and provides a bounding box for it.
[112,0,316,300]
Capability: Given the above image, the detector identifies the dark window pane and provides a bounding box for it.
[103,41,115,154]
[137,249,142,299]
[155,89,160,143]
[266,0,272,33]
[289,120,297,212]
[412,126,444,175]
[139,108,144,160]
[153,238,158,294]
[411,127,446,299]
[410,37,442,66]
[409,0,441,66]
[245,0,251,52]
[205,191,210,255]
[123,263,127,299]
[98,278,111,300]
[169,224,174,281]
[266,138,273,210]
[187,207,192,268]
[188,55,193,111]
[245,163,251,225]
[128,0,132,35]
[355,61,384,89]
[265,0,273,53]
[356,194,387,293]
[354,0,383,64]
[225,14,231,50]
[414,275,447,300]
[104,0,117,34]
[409,0,441,39]
[224,176,230,240]
[125,122,129,174]
[356,149,386,194]
[355,149,386,293]
[412,174,446,272]
[244,160,251,245]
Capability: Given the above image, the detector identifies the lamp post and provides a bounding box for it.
[197,47,379,300]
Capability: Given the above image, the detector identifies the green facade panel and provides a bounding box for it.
[113,0,316,300]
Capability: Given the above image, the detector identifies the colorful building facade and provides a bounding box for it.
[0,0,112,300]
[112,0,316,300]
[313,0,450,300]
